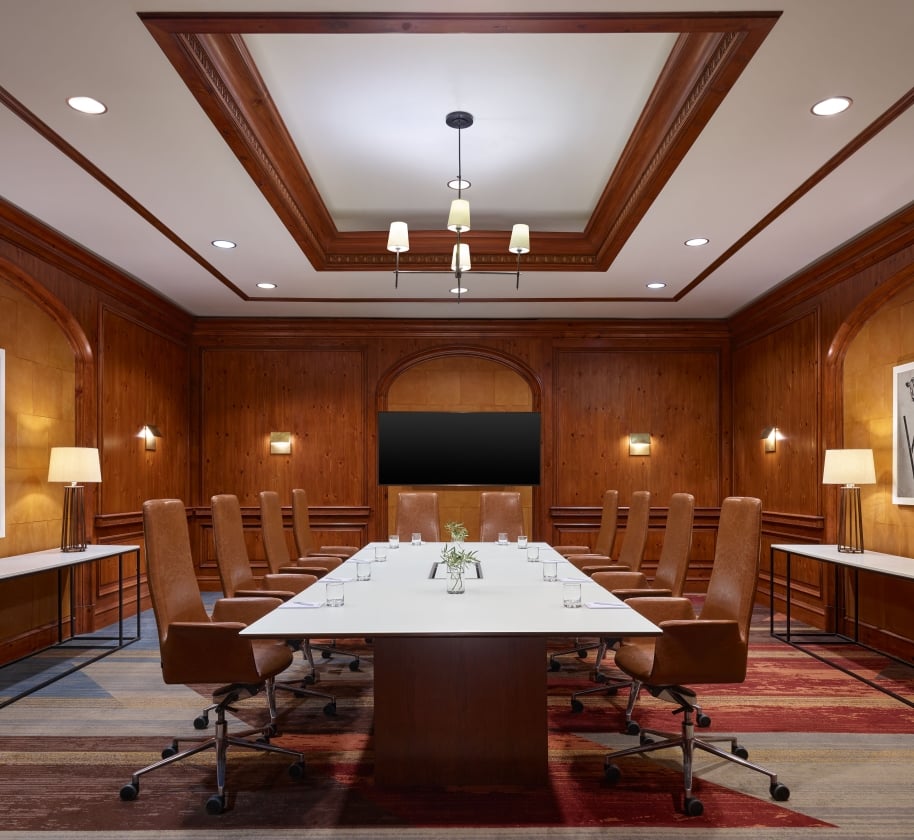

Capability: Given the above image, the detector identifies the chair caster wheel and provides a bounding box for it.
[302,674,317,686]
[771,782,790,801]
[576,649,588,659]
[323,702,337,717]
[570,699,584,713]
[548,659,561,672]
[625,720,641,736]
[604,762,621,784]
[348,660,360,672]
[193,714,209,730]
[639,734,654,746]
[205,794,225,815]
[733,744,749,759]
[288,761,305,780]
[161,740,179,759]
[684,796,704,816]
[119,782,139,801]
[320,651,332,660]
[696,712,712,728]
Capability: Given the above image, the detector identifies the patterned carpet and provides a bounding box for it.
[0,598,913,838]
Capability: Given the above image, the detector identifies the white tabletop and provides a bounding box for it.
[241,541,661,639]
[771,544,914,581]
[0,544,140,582]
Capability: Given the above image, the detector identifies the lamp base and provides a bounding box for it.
[60,484,88,552]
[836,485,864,554]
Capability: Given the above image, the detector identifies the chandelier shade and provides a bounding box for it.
[386,111,530,298]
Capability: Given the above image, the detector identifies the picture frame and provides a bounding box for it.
[892,360,914,505]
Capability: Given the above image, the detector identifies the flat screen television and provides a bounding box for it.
[378,411,541,486]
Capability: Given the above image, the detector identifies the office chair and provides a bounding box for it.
[291,488,358,560]
[549,491,651,669]
[260,490,361,672]
[602,496,789,816]
[569,492,695,714]
[552,490,619,557]
[212,493,337,713]
[478,491,525,541]
[394,491,441,541]
[119,499,305,815]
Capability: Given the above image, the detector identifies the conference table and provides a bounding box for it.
[241,540,660,787]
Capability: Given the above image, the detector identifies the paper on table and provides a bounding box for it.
[584,601,628,609]
[279,600,323,609]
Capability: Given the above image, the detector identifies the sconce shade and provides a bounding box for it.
[629,433,651,456]
[761,427,778,453]
[822,449,876,485]
[270,432,292,455]
[447,198,471,233]
[138,424,162,451]
[48,447,102,484]
[509,223,530,254]
[387,221,409,253]
[451,243,471,272]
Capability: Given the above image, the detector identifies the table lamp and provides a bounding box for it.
[822,448,876,553]
[48,446,102,552]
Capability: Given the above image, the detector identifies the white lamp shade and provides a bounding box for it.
[387,221,409,253]
[509,223,530,254]
[451,243,471,272]
[48,447,102,484]
[822,448,876,486]
[447,199,471,232]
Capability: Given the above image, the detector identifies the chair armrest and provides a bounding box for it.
[581,564,630,575]
[234,587,297,601]
[212,597,283,624]
[263,572,316,593]
[300,554,345,570]
[161,621,261,684]
[651,619,747,685]
[613,587,673,600]
[318,546,357,558]
[624,596,695,624]
[553,545,590,555]
[591,571,647,591]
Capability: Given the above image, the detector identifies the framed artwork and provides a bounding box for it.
[892,360,914,505]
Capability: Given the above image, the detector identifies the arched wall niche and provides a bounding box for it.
[378,348,542,540]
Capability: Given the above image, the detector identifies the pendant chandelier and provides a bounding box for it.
[386,111,531,299]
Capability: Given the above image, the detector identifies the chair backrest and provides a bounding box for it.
[592,490,619,555]
[143,498,209,647]
[211,493,258,597]
[700,496,762,643]
[260,490,292,573]
[478,491,525,541]
[291,488,316,557]
[615,490,651,570]
[395,492,440,541]
[652,492,695,595]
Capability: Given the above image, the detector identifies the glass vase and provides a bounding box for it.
[447,567,465,594]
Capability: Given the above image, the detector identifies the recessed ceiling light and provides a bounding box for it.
[211,239,236,249]
[646,282,666,290]
[811,96,852,116]
[684,237,709,247]
[450,287,468,295]
[67,96,107,115]
[256,282,277,290]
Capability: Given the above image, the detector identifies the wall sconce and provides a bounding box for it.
[270,432,292,455]
[822,448,876,553]
[629,433,651,456]
[138,424,162,451]
[761,426,778,453]
[47,446,102,552]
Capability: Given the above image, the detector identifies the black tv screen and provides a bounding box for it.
[378,411,541,486]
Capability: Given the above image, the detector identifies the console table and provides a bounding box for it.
[0,544,141,709]
[242,541,660,786]
[770,543,914,708]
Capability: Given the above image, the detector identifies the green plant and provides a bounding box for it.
[440,542,477,572]
[445,521,469,542]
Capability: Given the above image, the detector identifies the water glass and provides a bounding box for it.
[325,580,345,607]
[526,545,540,562]
[374,546,388,562]
[356,560,372,581]
[411,532,422,546]
[562,581,582,608]
[388,534,400,549]
[517,535,528,549]
[542,560,558,582]
[497,532,509,545]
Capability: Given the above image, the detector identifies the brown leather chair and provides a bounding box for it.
[570,490,651,573]
[291,488,357,560]
[395,491,441,541]
[119,499,305,815]
[569,492,695,712]
[478,491,525,541]
[212,493,337,711]
[552,490,619,557]
[602,496,790,816]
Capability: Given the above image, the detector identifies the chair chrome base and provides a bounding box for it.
[603,685,790,816]
[120,679,305,814]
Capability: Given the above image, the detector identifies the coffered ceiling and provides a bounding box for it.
[1,1,912,319]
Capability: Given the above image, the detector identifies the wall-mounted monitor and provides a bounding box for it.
[378,411,541,486]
